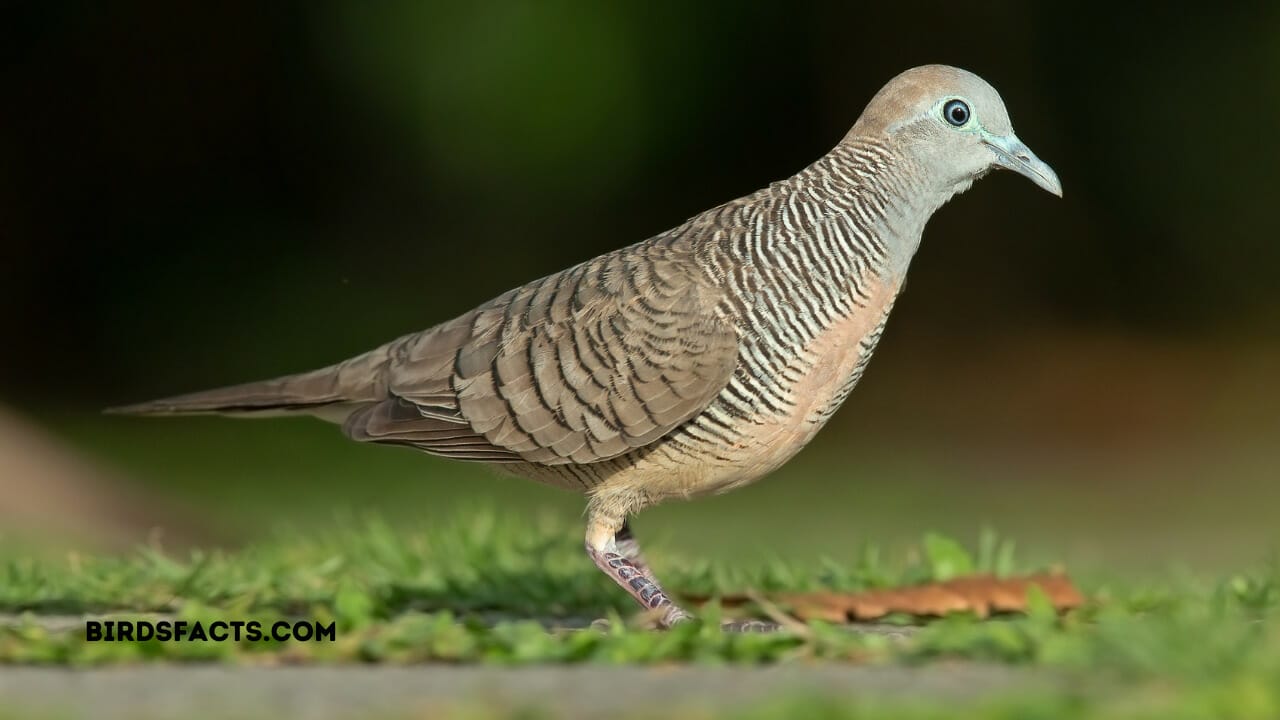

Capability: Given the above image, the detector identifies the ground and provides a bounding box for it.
[1,513,1278,718]
[3,380,1278,719]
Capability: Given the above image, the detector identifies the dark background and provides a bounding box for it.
[2,2,1277,567]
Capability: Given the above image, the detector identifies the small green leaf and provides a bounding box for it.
[977,526,999,573]
[923,533,974,581]
[995,539,1018,578]
[1025,583,1056,623]
[334,584,375,630]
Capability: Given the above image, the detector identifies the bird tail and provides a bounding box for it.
[106,346,392,420]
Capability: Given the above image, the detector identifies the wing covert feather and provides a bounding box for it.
[343,241,739,465]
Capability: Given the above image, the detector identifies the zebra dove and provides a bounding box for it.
[112,65,1061,629]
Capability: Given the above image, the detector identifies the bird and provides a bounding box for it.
[111,65,1061,630]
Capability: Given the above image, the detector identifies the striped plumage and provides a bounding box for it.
[513,140,926,499]
[113,65,1061,628]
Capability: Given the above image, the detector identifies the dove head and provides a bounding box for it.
[847,65,1061,198]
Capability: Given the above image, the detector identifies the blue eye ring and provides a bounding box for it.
[943,99,970,127]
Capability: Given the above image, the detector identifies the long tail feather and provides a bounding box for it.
[106,346,393,418]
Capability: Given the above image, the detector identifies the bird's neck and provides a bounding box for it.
[803,138,960,282]
[703,138,964,337]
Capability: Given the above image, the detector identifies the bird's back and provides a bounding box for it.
[114,217,743,470]
[340,227,743,468]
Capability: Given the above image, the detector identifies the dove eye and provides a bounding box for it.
[943,99,970,127]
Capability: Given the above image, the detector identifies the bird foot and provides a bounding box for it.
[656,605,693,629]
[657,613,781,633]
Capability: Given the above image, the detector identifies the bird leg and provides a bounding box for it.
[586,517,779,632]
[586,516,691,629]
[613,519,653,578]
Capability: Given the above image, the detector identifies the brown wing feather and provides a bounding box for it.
[343,238,739,465]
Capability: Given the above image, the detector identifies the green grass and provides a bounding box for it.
[0,513,1275,658]
[0,512,1027,624]
[46,411,1280,574]
[3,511,1280,716]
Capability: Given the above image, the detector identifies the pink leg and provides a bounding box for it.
[613,519,653,578]
[586,517,690,628]
[586,518,778,631]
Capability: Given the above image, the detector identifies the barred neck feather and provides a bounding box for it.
[695,137,961,331]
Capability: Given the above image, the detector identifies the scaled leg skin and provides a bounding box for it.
[613,519,653,578]
[586,515,691,629]
[587,516,779,631]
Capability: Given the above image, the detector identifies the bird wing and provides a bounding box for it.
[342,240,740,465]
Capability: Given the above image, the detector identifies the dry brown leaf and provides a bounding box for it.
[689,573,1084,623]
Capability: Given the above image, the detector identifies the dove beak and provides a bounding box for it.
[983,134,1063,198]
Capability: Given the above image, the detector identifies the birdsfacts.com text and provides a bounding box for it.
[85,619,336,642]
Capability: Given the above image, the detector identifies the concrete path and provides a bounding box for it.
[0,664,1055,719]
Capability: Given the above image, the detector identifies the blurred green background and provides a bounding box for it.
[1,2,1277,570]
